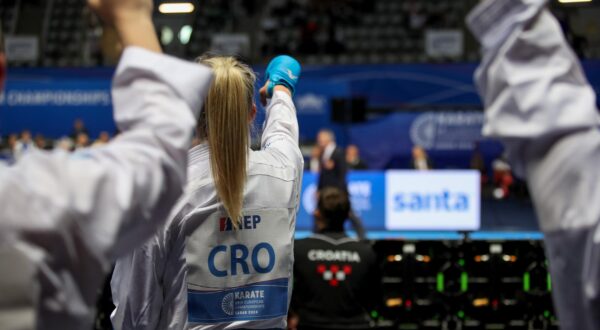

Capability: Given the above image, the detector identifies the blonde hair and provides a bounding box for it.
[197,56,256,222]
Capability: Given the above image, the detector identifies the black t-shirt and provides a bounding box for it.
[318,147,348,192]
[292,232,381,330]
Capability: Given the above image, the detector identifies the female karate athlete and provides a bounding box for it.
[110,55,303,329]
[0,0,213,328]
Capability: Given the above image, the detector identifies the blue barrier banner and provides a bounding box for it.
[187,278,288,323]
[0,78,114,138]
[299,170,481,232]
[385,170,481,231]
[3,61,600,150]
[298,171,387,231]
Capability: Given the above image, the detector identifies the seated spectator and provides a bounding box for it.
[492,154,514,200]
[410,145,432,170]
[34,134,50,150]
[74,132,90,150]
[7,133,18,153]
[55,136,74,151]
[92,131,111,147]
[291,187,380,330]
[70,118,89,140]
[13,130,36,161]
[346,144,368,170]
[1,134,18,160]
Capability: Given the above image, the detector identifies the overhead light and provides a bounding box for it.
[159,3,195,14]
[558,0,592,3]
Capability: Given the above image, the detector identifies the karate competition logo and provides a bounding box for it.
[316,264,353,287]
[219,289,268,317]
[410,112,485,150]
[410,113,437,149]
[296,93,327,114]
[222,293,235,316]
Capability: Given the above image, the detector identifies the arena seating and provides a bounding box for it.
[0,0,19,36]
[43,0,86,67]
[1,0,597,66]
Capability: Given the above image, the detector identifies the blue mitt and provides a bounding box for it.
[265,55,301,97]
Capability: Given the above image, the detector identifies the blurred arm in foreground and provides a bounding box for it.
[468,0,600,328]
[0,0,213,328]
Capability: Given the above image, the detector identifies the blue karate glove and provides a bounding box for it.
[265,55,301,98]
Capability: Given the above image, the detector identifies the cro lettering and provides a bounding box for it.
[208,243,275,277]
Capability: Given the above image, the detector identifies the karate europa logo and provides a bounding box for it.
[222,293,235,316]
[409,112,484,150]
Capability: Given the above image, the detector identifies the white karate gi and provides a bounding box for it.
[111,91,303,330]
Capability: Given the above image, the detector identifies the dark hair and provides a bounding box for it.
[317,187,350,230]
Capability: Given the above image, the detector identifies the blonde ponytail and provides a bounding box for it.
[197,56,256,222]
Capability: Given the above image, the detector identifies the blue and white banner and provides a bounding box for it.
[298,172,386,230]
[385,170,481,231]
[5,61,600,150]
[298,170,481,232]
[188,278,288,323]
[0,78,114,138]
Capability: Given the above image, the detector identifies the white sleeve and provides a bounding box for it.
[0,47,213,258]
[468,0,599,177]
[111,218,188,330]
[111,236,165,330]
[467,0,600,234]
[261,91,304,172]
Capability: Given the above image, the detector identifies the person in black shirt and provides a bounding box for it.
[315,129,347,191]
[311,129,367,240]
[291,187,381,330]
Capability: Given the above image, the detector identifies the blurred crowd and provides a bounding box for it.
[0,119,113,163]
[307,128,525,201]
[1,122,523,201]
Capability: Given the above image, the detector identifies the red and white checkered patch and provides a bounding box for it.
[316,264,353,286]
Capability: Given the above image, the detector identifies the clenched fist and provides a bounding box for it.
[87,0,160,53]
[87,0,153,26]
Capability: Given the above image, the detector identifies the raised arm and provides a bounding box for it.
[468,1,600,328]
[259,56,304,170]
[467,0,599,177]
[0,0,213,259]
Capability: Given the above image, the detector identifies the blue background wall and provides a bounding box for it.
[3,61,599,169]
